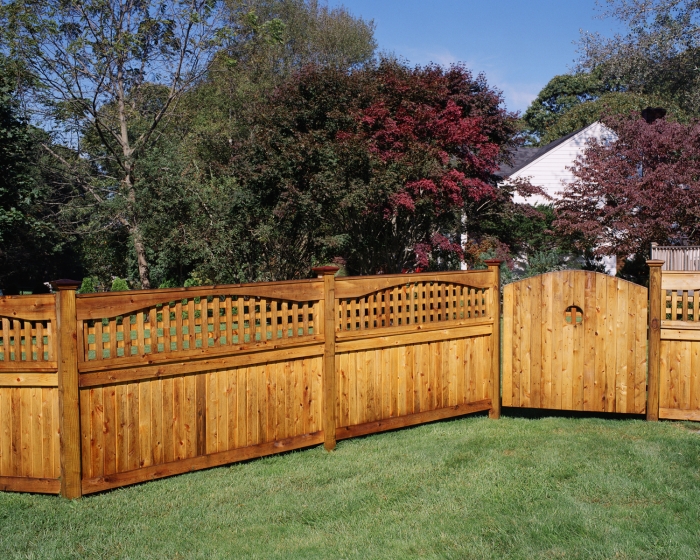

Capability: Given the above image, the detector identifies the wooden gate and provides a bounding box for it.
[502,271,648,414]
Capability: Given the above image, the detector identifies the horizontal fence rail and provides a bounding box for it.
[0,266,501,497]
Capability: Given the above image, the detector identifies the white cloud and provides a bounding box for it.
[498,84,541,114]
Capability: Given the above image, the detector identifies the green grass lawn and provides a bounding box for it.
[2,414,700,559]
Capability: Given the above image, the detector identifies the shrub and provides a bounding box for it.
[110,278,130,292]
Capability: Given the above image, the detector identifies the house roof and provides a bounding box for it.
[497,127,586,178]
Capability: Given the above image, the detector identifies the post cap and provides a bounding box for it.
[646,260,665,267]
[484,259,503,266]
[312,266,340,277]
[50,279,82,291]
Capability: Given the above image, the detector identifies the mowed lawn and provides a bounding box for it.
[2,414,700,559]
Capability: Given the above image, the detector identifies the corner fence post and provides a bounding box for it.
[647,260,664,421]
[51,279,82,498]
[484,260,502,419]
[313,266,339,451]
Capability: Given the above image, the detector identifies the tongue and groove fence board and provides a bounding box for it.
[0,294,61,494]
[502,271,648,414]
[0,267,501,497]
[78,358,324,494]
[648,265,700,421]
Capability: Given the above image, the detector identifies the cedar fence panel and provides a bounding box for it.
[334,263,500,439]
[648,266,700,421]
[0,294,60,494]
[76,279,325,494]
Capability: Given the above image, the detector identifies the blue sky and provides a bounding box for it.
[327,0,623,115]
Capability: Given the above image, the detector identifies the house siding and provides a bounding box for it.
[509,122,617,205]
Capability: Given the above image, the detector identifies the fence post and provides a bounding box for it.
[51,279,82,498]
[484,260,502,419]
[313,266,339,451]
[646,260,664,422]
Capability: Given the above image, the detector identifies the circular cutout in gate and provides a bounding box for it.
[564,305,583,325]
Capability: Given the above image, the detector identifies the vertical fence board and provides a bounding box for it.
[513,282,522,408]
[530,276,542,409]
[583,273,596,411]
[502,282,514,407]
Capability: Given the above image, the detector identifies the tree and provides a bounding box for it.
[533,91,684,145]
[220,60,519,279]
[521,72,610,144]
[2,0,230,288]
[578,0,700,115]
[555,114,700,259]
[179,0,376,182]
[225,0,376,72]
[0,57,81,293]
[520,69,688,145]
[78,0,377,287]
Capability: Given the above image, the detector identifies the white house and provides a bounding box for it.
[496,121,619,274]
[499,121,617,205]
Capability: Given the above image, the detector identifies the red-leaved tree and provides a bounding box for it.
[556,115,700,259]
[348,63,513,271]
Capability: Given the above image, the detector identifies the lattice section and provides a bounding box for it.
[82,295,320,362]
[337,282,489,332]
[0,317,55,364]
[664,289,700,322]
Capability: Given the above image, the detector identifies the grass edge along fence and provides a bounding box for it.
[0,262,501,498]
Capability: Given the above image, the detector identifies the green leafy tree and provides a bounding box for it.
[2,0,231,288]
[535,91,685,145]
[521,72,610,144]
[0,58,81,293]
[520,69,686,145]
[578,0,700,115]
[68,0,377,286]
[226,0,376,71]
[181,0,376,185]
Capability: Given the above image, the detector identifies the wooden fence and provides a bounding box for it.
[648,262,700,421]
[0,263,501,497]
[651,244,700,271]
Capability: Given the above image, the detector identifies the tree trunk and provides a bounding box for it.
[131,223,151,289]
[116,62,152,290]
[123,170,151,289]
